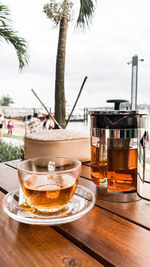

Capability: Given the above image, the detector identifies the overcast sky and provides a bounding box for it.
[1,0,150,109]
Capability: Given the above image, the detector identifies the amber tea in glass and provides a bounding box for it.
[18,157,81,212]
[20,175,78,210]
[107,145,137,192]
[91,142,107,186]
[91,128,138,193]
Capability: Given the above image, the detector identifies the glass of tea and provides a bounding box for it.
[17,156,81,213]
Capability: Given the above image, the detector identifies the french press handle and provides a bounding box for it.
[137,131,150,201]
[107,99,129,110]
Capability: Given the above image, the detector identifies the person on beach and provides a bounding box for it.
[7,118,14,135]
[30,113,40,133]
[43,115,54,130]
[25,115,32,134]
[0,114,4,138]
[42,115,47,129]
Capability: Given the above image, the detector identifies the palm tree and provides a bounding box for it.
[0,95,14,106]
[0,4,28,70]
[44,0,96,128]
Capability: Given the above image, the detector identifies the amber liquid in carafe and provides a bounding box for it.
[91,144,107,186]
[107,146,137,192]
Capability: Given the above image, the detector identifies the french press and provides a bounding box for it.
[138,115,150,201]
[90,99,148,202]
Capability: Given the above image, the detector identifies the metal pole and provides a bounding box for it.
[131,55,138,110]
[128,55,144,110]
[31,89,62,129]
[65,76,88,127]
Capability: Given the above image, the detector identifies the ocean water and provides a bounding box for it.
[66,120,90,134]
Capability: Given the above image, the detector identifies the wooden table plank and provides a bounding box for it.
[81,164,150,230]
[81,164,91,180]
[0,163,19,193]
[5,159,21,169]
[1,161,150,266]
[6,160,91,179]
[82,161,91,167]
[79,175,150,230]
[0,191,103,267]
[2,162,150,231]
[55,205,150,267]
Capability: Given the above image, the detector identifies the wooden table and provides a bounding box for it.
[1,160,150,267]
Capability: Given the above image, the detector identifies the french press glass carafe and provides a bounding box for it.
[90,99,147,202]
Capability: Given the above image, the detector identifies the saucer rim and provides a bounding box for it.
[2,185,95,225]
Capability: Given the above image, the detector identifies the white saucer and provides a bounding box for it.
[2,185,95,225]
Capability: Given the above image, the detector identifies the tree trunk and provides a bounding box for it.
[55,16,68,128]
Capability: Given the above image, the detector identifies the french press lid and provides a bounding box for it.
[90,99,147,129]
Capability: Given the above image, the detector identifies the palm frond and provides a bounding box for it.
[0,4,10,27]
[77,0,96,28]
[0,4,28,70]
